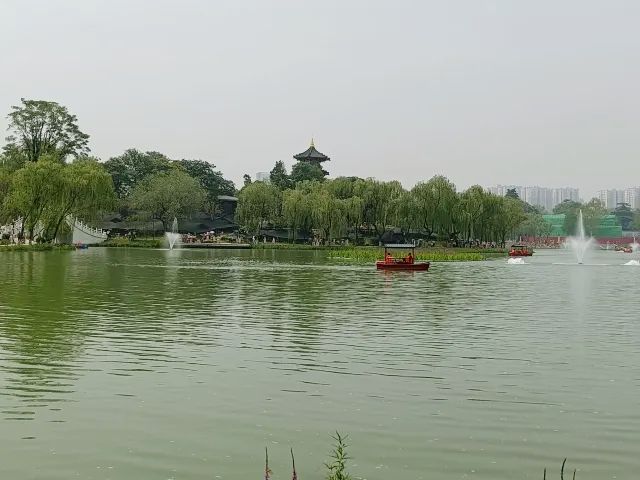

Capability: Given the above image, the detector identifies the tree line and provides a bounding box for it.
[238,167,530,245]
[0,99,235,242]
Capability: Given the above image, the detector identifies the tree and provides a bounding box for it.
[104,149,174,198]
[412,175,457,239]
[630,211,640,231]
[243,174,252,187]
[130,170,205,231]
[3,157,64,240]
[269,161,291,190]
[176,159,235,218]
[0,147,27,173]
[290,162,325,184]
[282,188,310,242]
[41,158,116,241]
[4,99,90,162]
[582,198,607,236]
[519,212,552,238]
[553,199,583,237]
[236,181,280,234]
[356,179,403,242]
[505,188,520,199]
[613,202,634,230]
[494,197,526,246]
[390,191,416,241]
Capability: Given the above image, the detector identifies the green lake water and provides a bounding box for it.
[0,247,639,479]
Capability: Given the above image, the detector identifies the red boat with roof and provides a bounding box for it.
[376,244,430,271]
[508,244,533,257]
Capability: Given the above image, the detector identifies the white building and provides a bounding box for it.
[624,187,640,209]
[255,172,270,183]
[488,185,579,212]
[596,189,625,209]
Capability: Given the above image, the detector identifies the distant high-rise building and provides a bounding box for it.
[488,185,579,212]
[488,185,523,198]
[624,187,640,209]
[255,172,270,183]
[596,189,625,209]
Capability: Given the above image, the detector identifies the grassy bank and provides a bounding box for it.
[0,243,76,252]
[327,246,506,262]
[96,237,163,248]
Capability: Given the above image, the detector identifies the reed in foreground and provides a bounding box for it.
[265,434,578,479]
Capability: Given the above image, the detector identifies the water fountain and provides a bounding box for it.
[625,235,640,265]
[165,217,181,250]
[567,210,594,264]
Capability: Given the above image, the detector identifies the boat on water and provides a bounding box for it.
[376,244,430,271]
[508,244,533,257]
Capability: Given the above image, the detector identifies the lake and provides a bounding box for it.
[0,247,639,479]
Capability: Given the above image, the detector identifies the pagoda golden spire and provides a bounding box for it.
[310,137,315,148]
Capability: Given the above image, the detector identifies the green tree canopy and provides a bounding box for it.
[290,162,325,184]
[104,149,174,198]
[505,188,520,199]
[176,159,235,217]
[4,99,90,162]
[613,202,634,230]
[411,175,457,239]
[269,161,291,190]
[236,181,280,234]
[130,170,206,231]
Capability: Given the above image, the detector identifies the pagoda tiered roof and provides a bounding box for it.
[293,139,330,163]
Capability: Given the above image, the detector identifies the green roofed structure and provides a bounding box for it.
[542,214,566,236]
[541,214,622,238]
[593,215,623,238]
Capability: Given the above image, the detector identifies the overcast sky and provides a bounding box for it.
[1,0,639,198]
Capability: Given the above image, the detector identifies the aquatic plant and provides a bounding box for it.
[326,246,500,262]
[291,448,298,480]
[325,432,351,480]
[0,243,76,252]
[543,458,577,479]
[264,447,272,480]
[98,237,162,248]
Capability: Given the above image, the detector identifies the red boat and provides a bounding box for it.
[508,244,533,257]
[376,244,430,271]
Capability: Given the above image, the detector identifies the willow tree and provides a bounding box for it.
[42,158,116,241]
[458,185,486,241]
[282,188,310,242]
[3,157,64,241]
[412,175,457,240]
[390,191,417,241]
[236,181,280,234]
[356,179,403,242]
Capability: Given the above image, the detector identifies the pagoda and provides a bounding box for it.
[293,139,330,176]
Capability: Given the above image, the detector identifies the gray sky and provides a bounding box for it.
[1,0,639,198]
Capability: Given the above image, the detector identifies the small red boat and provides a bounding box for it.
[376,244,430,271]
[508,244,533,257]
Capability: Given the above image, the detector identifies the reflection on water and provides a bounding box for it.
[0,248,639,479]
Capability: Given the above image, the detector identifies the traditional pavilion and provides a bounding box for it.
[293,139,330,176]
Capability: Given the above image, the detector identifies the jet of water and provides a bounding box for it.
[567,210,594,264]
[165,217,181,250]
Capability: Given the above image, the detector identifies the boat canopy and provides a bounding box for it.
[384,243,416,249]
